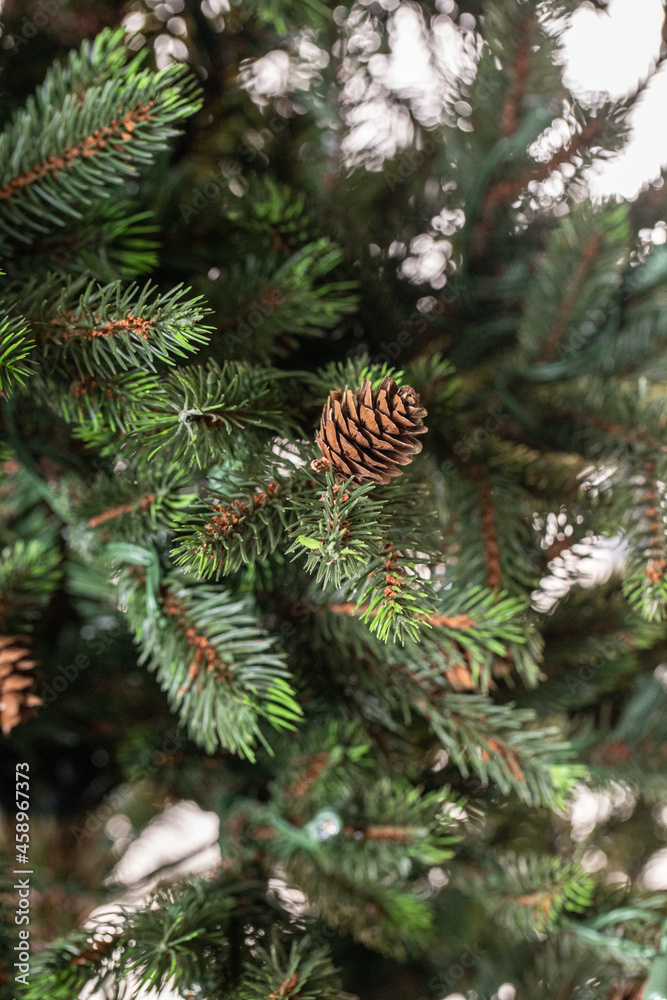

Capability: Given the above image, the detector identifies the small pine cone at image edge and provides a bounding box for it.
[0,635,41,736]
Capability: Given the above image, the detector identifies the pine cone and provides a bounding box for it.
[0,636,41,736]
[315,377,427,485]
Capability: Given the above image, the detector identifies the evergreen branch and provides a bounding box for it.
[327,468,442,644]
[347,542,438,645]
[0,537,61,633]
[328,603,475,630]
[536,379,667,459]
[593,275,667,381]
[239,934,351,1000]
[413,585,544,690]
[319,586,542,722]
[56,370,163,444]
[270,718,374,817]
[121,360,293,469]
[173,479,287,579]
[231,0,332,33]
[441,459,544,596]
[516,204,630,372]
[0,61,201,249]
[250,778,459,874]
[37,27,146,107]
[25,877,236,1000]
[403,353,460,426]
[127,574,302,759]
[585,674,667,783]
[470,117,605,257]
[0,309,35,397]
[335,779,459,870]
[286,473,389,590]
[284,855,435,959]
[0,101,155,200]
[34,280,211,378]
[76,467,196,544]
[5,199,159,283]
[219,238,358,357]
[246,777,459,925]
[417,693,581,808]
[173,459,317,579]
[224,175,312,246]
[463,853,595,936]
[540,233,604,363]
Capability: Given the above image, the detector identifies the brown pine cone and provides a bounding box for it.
[0,635,42,736]
[315,376,428,485]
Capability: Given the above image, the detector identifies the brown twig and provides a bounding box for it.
[343,824,418,842]
[284,751,330,800]
[88,494,155,528]
[467,463,501,589]
[500,13,534,137]
[481,736,524,782]
[515,887,559,917]
[55,313,152,341]
[471,118,604,257]
[541,233,603,363]
[70,934,121,967]
[382,544,404,600]
[162,591,229,696]
[328,603,475,629]
[644,459,666,584]
[0,102,154,201]
[269,975,299,1000]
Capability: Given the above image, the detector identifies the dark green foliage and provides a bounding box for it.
[231,0,332,33]
[125,570,302,759]
[463,852,595,935]
[77,466,196,544]
[173,453,316,578]
[24,877,234,1000]
[238,934,351,1000]
[0,38,201,250]
[0,307,34,398]
[286,473,389,589]
[34,280,211,378]
[6,3,667,1000]
[0,536,61,631]
[217,238,359,358]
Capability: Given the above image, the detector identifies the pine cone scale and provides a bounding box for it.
[0,643,31,664]
[358,403,382,436]
[315,376,428,485]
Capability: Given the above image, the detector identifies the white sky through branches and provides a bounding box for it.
[563,0,667,199]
